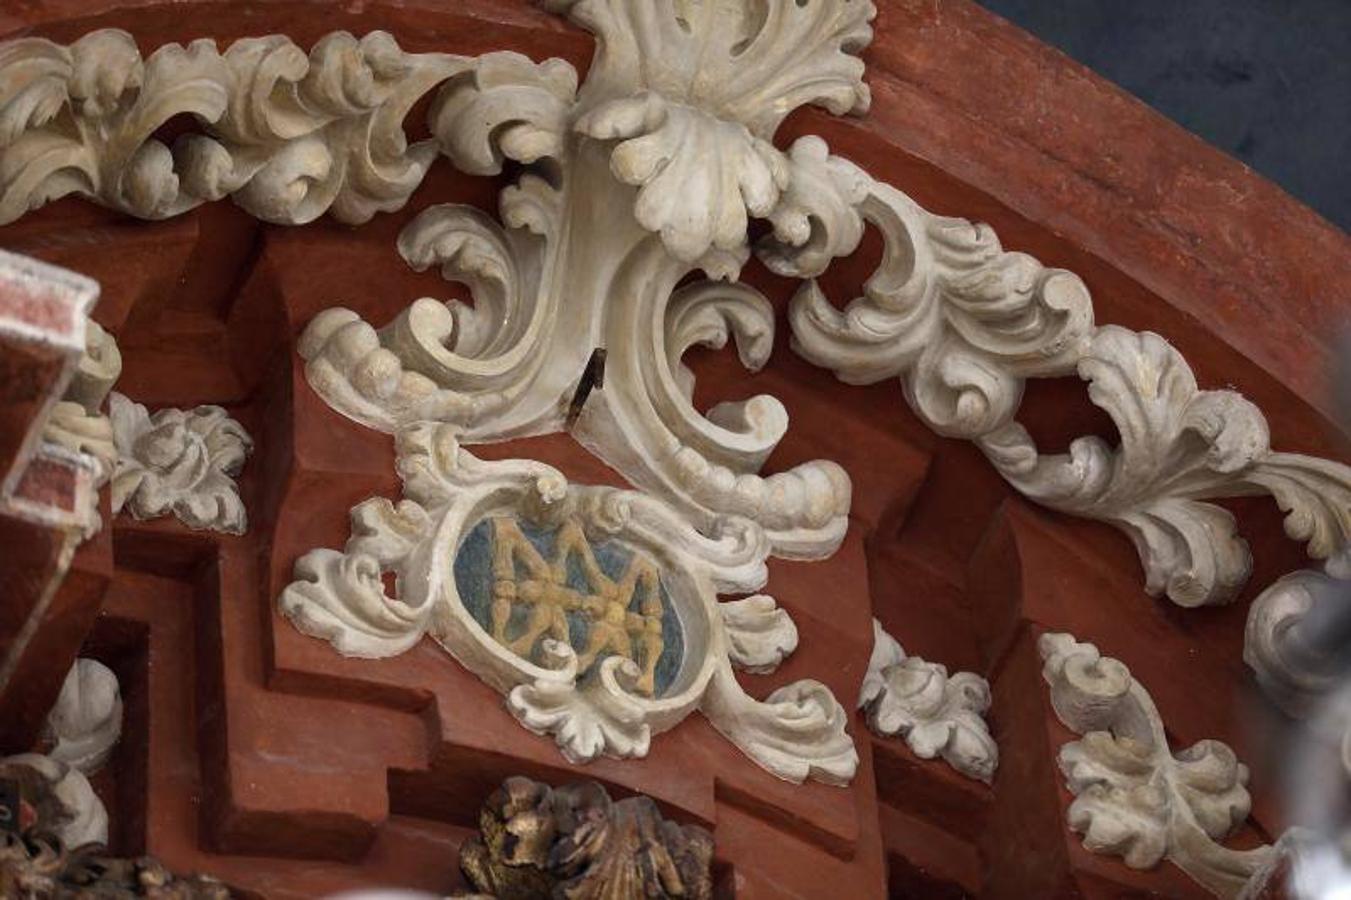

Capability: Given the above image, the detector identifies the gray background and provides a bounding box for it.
[975,0,1350,233]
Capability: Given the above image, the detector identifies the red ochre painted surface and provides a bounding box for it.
[0,1,1347,897]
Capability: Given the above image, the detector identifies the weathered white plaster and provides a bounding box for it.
[109,392,253,534]
[859,620,997,783]
[1039,632,1273,897]
[280,423,857,785]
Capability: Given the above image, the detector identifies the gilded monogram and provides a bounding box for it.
[486,517,667,696]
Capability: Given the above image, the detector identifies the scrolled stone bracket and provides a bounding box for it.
[858,619,997,784]
[108,392,254,534]
[1038,632,1275,898]
[759,129,1351,614]
[278,423,858,785]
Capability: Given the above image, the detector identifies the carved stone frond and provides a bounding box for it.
[1038,632,1273,898]
[279,423,857,784]
[576,276,852,560]
[300,198,555,435]
[432,51,578,176]
[109,393,253,534]
[459,776,713,900]
[0,27,582,227]
[575,94,787,263]
[859,620,997,783]
[0,29,486,224]
[550,0,874,265]
[44,659,122,775]
[720,594,799,674]
[757,132,1349,614]
[773,136,1095,440]
[983,327,1351,608]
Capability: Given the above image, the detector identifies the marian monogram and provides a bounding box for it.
[454,514,683,698]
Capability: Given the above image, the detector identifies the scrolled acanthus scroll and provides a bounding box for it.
[279,422,858,785]
[1038,633,1274,898]
[759,130,1350,613]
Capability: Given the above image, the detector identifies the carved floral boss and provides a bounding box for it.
[1,0,1349,845]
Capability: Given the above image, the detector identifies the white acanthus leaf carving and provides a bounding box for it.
[703,675,858,786]
[549,0,874,265]
[109,392,253,534]
[44,658,122,774]
[770,136,1096,439]
[1038,632,1273,898]
[179,32,468,225]
[279,422,857,785]
[280,498,433,658]
[430,50,578,175]
[0,754,108,849]
[0,30,229,222]
[981,327,1351,608]
[0,29,492,225]
[719,595,799,675]
[299,190,852,559]
[299,198,554,435]
[575,93,787,264]
[508,651,654,765]
[757,133,1349,616]
[859,619,997,783]
[1,13,867,561]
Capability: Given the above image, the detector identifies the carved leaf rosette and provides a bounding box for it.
[280,423,857,784]
[1039,633,1274,898]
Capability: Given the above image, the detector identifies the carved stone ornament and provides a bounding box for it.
[108,392,253,534]
[459,776,714,899]
[43,659,123,775]
[280,423,857,784]
[0,8,871,560]
[859,619,997,783]
[1038,632,1275,898]
[981,329,1351,609]
[761,134,1351,610]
